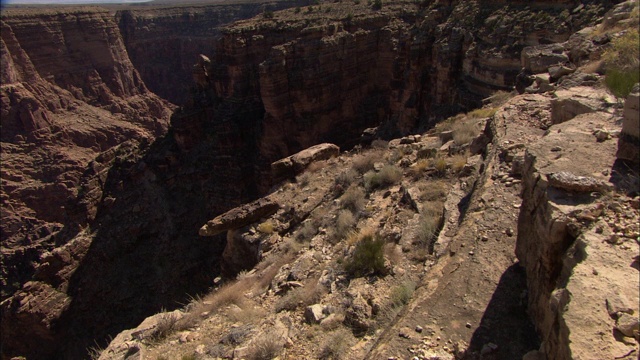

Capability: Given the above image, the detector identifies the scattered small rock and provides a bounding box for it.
[399,327,412,339]
[415,325,423,333]
[615,313,639,337]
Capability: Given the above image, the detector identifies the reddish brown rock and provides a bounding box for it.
[200,198,280,236]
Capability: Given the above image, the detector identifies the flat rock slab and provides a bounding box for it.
[271,143,339,181]
[199,197,279,236]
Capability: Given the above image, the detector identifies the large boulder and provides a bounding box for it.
[271,143,339,181]
[199,197,279,236]
[550,86,610,124]
[521,44,569,74]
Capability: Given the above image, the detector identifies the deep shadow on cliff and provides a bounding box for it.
[465,264,540,359]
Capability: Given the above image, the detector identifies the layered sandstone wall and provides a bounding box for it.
[116,1,307,105]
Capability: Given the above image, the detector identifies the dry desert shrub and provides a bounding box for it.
[450,152,468,174]
[452,119,479,144]
[257,220,275,234]
[419,180,448,202]
[340,185,366,213]
[352,150,383,174]
[275,278,326,313]
[247,332,283,360]
[149,311,179,342]
[363,165,402,191]
[318,328,353,359]
[334,168,359,191]
[336,209,356,236]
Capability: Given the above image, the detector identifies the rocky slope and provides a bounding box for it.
[98,83,638,360]
[96,3,638,359]
[1,0,635,359]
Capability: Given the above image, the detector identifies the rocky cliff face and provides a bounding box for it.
[0,1,623,359]
[116,1,308,105]
[185,0,608,168]
[0,7,173,360]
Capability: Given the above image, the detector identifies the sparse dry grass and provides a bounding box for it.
[409,159,430,180]
[275,277,326,313]
[352,150,383,174]
[340,185,366,213]
[336,210,356,235]
[452,119,480,145]
[467,107,497,119]
[228,302,266,324]
[247,332,283,360]
[434,113,464,133]
[450,152,468,174]
[318,328,353,359]
[364,165,402,191]
[432,156,448,175]
[419,180,448,202]
[415,201,444,253]
[486,90,512,107]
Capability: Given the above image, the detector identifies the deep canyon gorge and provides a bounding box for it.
[1,0,637,359]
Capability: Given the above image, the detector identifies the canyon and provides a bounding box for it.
[1,0,637,359]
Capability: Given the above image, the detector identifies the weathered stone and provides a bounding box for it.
[271,143,340,181]
[439,130,454,143]
[551,87,608,124]
[521,44,569,74]
[199,197,280,236]
[344,294,373,335]
[221,226,262,276]
[548,65,576,81]
[615,313,639,338]
[304,304,326,324]
[547,172,612,193]
[606,296,633,319]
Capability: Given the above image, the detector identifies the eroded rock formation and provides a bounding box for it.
[0,1,624,359]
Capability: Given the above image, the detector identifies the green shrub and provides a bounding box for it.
[372,0,382,10]
[345,234,387,277]
[605,68,639,99]
[390,280,416,308]
[364,165,402,191]
[604,29,640,99]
